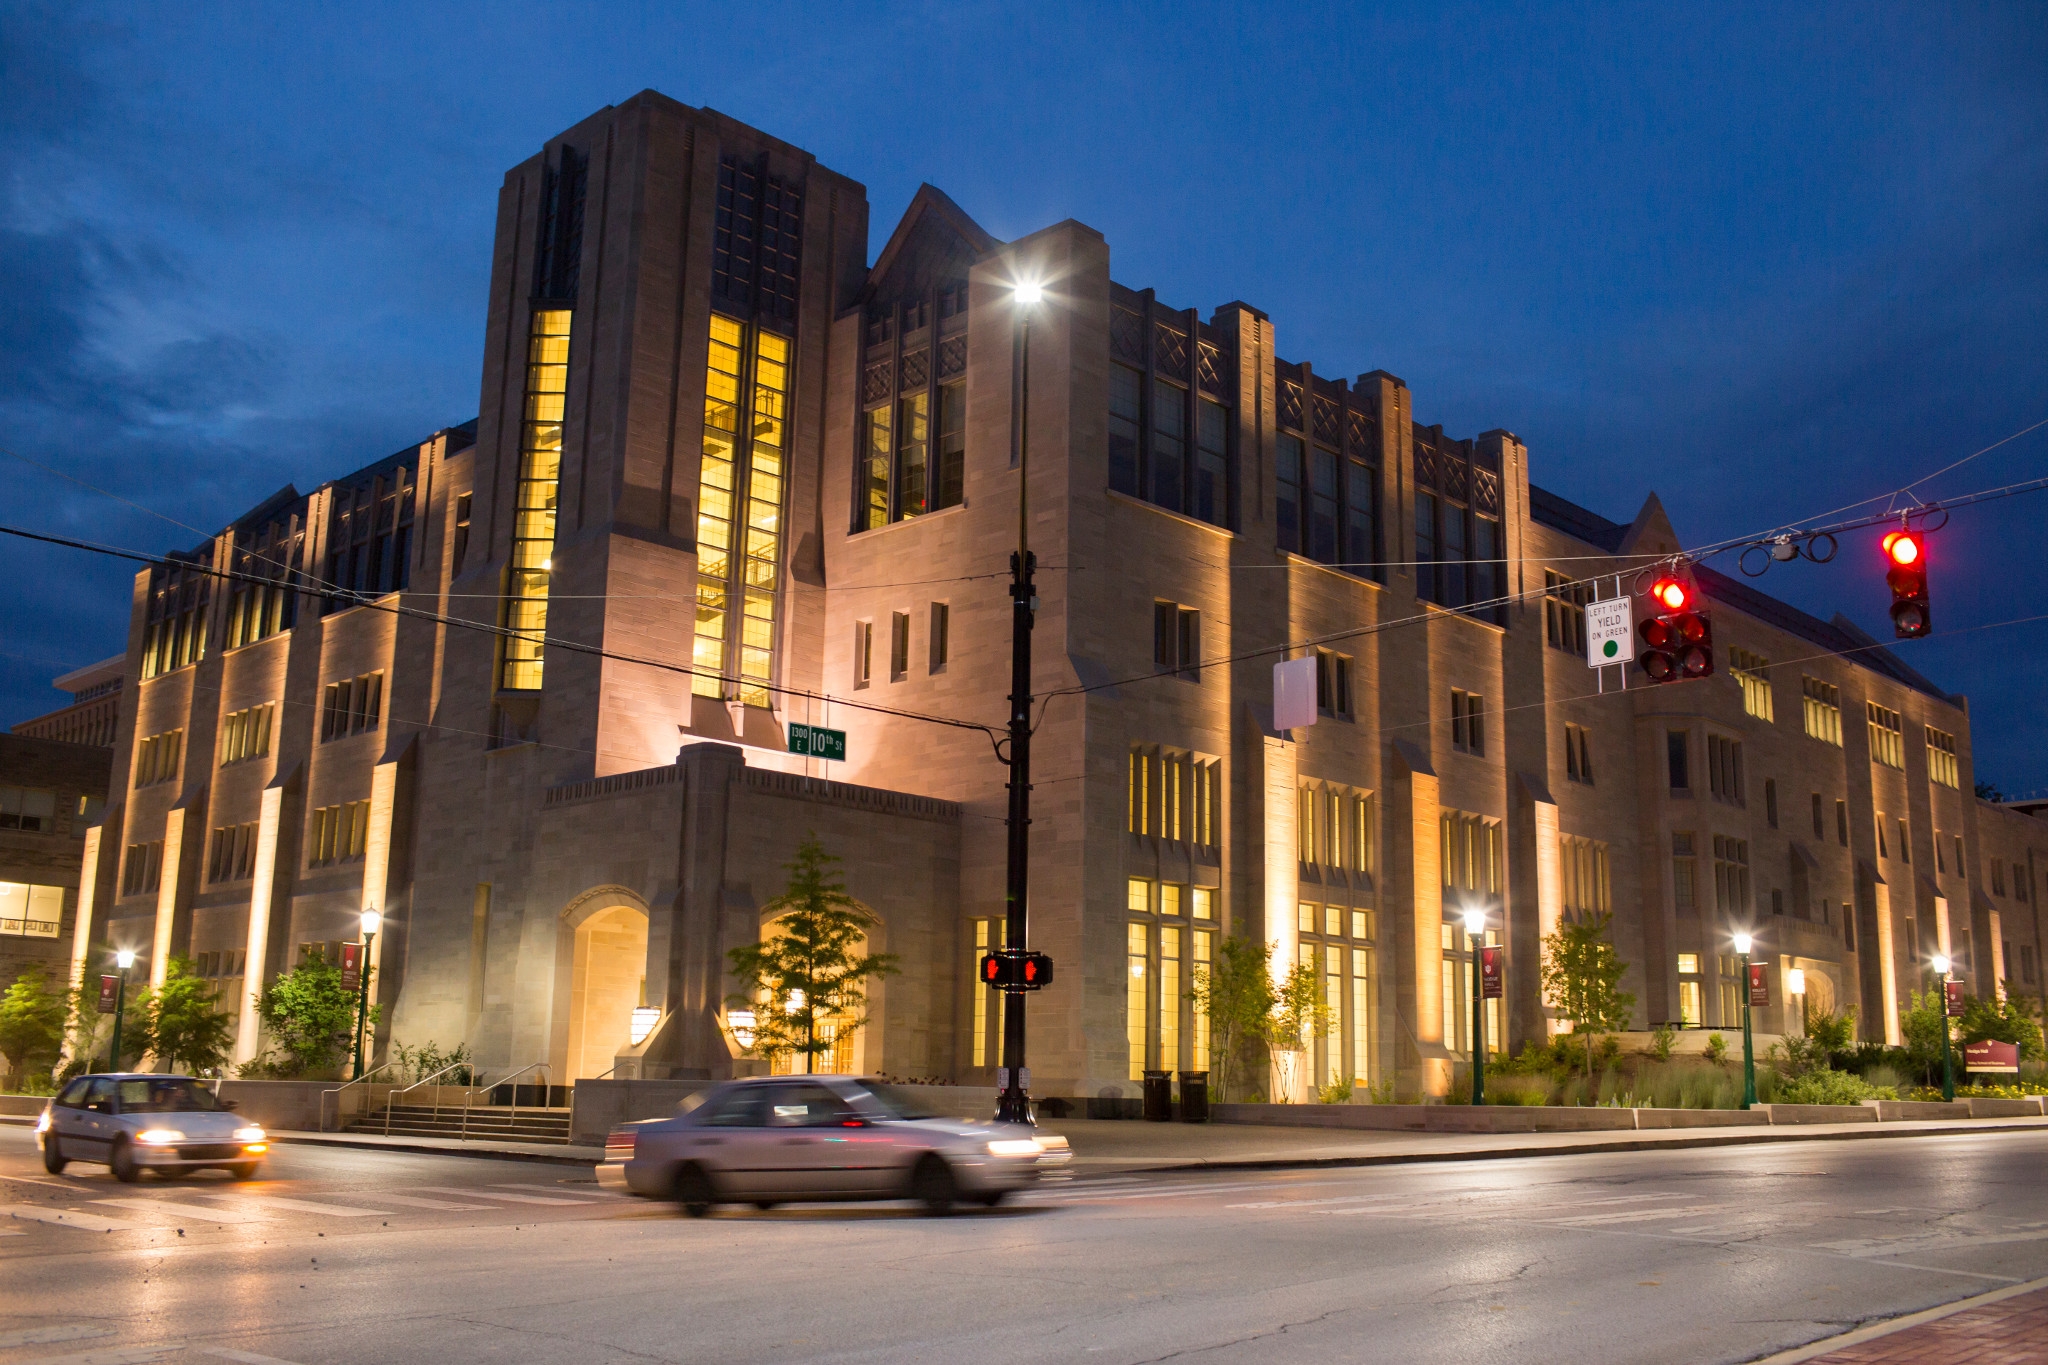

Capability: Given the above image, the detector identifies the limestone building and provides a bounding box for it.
[58,92,2046,1099]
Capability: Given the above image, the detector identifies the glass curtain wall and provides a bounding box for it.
[694,314,790,707]
[499,308,571,691]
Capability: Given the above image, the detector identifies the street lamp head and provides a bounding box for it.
[1732,933,1753,955]
[1932,954,1951,975]
[115,949,136,970]
[1461,907,1485,937]
[1013,281,1044,306]
[360,908,382,937]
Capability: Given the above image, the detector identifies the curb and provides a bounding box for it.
[1744,1273,2048,1363]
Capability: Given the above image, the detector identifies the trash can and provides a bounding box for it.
[1142,1069,1174,1122]
[1177,1071,1209,1123]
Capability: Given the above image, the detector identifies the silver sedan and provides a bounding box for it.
[38,1073,269,1182]
[597,1075,1070,1216]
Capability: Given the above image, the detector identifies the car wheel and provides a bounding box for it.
[41,1133,66,1175]
[910,1154,956,1216]
[753,1201,778,1211]
[979,1190,1007,1208]
[673,1164,716,1218]
[229,1163,259,1181]
[110,1139,143,1184]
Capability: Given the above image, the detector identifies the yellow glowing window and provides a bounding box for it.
[694,317,791,706]
[499,309,572,690]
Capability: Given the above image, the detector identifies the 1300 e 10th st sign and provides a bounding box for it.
[787,723,847,762]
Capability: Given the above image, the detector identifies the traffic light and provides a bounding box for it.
[980,951,1054,991]
[1883,530,1930,638]
[1636,572,1713,683]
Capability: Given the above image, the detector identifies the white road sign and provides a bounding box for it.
[1585,597,1634,668]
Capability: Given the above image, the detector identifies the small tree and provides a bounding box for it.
[252,952,369,1078]
[135,956,235,1075]
[726,837,898,1074]
[1187,936,1274,1102]
[1899,988,1949,1085]
[1267,958,1334,1104]
[1539,912,1635,1087]
[1962,989,2044,1062]
[0,965,69,1089]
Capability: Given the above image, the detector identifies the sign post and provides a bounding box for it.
[787,722,847,762]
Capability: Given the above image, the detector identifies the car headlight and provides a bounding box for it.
[987,1138,1043,1157]
[234,1126,266,1143]
[34,1111,50,1133]
[137,1129,185,1145]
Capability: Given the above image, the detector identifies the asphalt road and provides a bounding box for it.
[4,1125,2047,1364]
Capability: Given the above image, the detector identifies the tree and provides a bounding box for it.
[1961,989,2044,1062]
[135,956,235,1075]
[1266,958,1335,1104]
[0,965,69,1089]
[1187,936,1275,1102]
[252,952,369,1078]
[1976,780,2006,803]
[1539,912,1636,1086]
[726,837,898,1074]
[1898,988,1950,1085]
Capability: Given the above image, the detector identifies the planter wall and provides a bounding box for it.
[0,1094,46,1118]
[1865,1099,1972,1121]
[1209,1102,1768,1133]
[215,1080,342,1132]
[1752,1103,1879,1124]
[1967,1096,2045,1117]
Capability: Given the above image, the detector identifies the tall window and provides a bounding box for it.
[1926,726,1959,789]
[928,602,950,672]
[852,620,872,689]
[1802,677,1843,746]
[220,705,274,765]
[134,730,183,788]
[122,842,164,897]
[1729,649,1773,722]
[1564,724,1593,784]
[1274,382,1377,576]
[1544,572,1590,655]
[309,801,370,868]
[1298,899,1377,1084]
[1667,730,1690,791]
[1315,650,1353,718]
[1441,811,1503,899]
[1713,836,1751,916]
[1108,299,1236,531]
[858,371,963,528]
[1707,735,1744,804]
[225,514,305,649]
[695,316,790,707]
[1298,784,1375,876]
[1108,364,1143,496]
[1153,602,1201,680]
[1811,792,1825,839]
[324,464,416,612]
[1150,379,1186,512]
[1131,748,1222,848]
[1195,399,1229,527]
[1451,690,1485,755]
[1412,436,1503,620]
[141,560,211,679]
[1127,921,1149,1081]
[206,823,258,884]
[1672,833,1698,913]
[1561,836,1611,923]
[320,674,383,742]
[499,308,570,691]
[968,917,1004,1067]
[1867,702,1904,769]
[1440,920,1502,1058]
[1677,954,1703,1025]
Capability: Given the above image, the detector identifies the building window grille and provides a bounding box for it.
[1153,602,1200,680]
[1412,437,1503,620]
[499,308,571,691]
[309,801,370,868]
[1544,572,1590,655]
[1440,811,1503,897]
[1672,832,1698,913]
[134,730,184,788]
[1801,677,1843,746]
[712,153,801,322]
[1712,836,1751,916]
[1451,690,1485,755]
[206,822,258,884]
[1561,835,1611,923]
[1867,702,1905,769]
[695,315,791,707]
[121,841,164,897]
[219,705,274,766]
[225,515,305,649]
[1926,726,1959,789]
[320,673,383,742]
[1707,735,1744,805]
[1132,748,1221,847]
[1730,649,1773,722]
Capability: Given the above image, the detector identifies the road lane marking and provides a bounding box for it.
[407,1186,594,1205]
[204,1196,394,1218]
[90,1199,267,1225]
[1,1204,140,1232]
[203,1348,315,1364]
[21,1344,183,1365]
[0,1326,117,1348]
[1546,1204,1731,1226]
[487,1183,615,1199]
[369,1194,498,1211]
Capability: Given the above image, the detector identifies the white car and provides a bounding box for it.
[39,1073,269,1182]
[597,1075,1070,1216]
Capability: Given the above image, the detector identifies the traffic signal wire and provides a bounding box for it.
[0,523,1004,742]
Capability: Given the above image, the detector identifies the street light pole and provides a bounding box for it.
[1933,953,1955,1102]
[110,949,135,1071]
[1735,933,1757,1108]
[997,281,1041,1126]
[353,909,381,1081]
[1464,908,1486,1106]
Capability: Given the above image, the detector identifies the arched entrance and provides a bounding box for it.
[563,895,649,1081]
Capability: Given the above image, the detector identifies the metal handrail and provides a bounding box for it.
[320,1060,398,1133]
[464,1061,552,1139]
[384,1060,477,1135]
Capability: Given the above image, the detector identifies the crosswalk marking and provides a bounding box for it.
[202,1347,315,1364]
[1546,1204,1729,1226]
[0,1325,117,1348]
[371,1193,497,1211]
[1,1203,140,1233]
[488,1183,615,1199]
[206,1195,393,1218]
[407,1185,592,1206]
[90,1198,266,1225]
[20,1343,182,1365]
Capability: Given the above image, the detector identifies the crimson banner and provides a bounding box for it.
[1747,962,1770,1008]
[96,975,119,1014]
[340,940,363,992]
[1944,980,1965,1018]
[1479,945,1504,1000]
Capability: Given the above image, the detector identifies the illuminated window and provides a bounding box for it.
[134,730,184,788]
[1867,702,1904,769]
[1802,677,1843,746]
[309,801,371,868]
[1440,811,1503,896]
[969,918,1003,1067]
[1127,923,1149,1081]
[1561,836,1611,922]
[693,317,790,707]
[225,515,305,648]
[1729,649,1773,721]
[141,561,211,679]
[324,464,416,613]
[0,882,63,938]
[219,705,274,765]
[499,308,571,690]
[1926,726,1959,789]
[1159,926,1181,1075]
[1544,571,1590,655]
[1192,930,1213,1070]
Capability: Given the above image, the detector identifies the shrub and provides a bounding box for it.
[393,1041,474,1085]
[0,965,68,1089]
[1862,1062,1909,1093]
[1485,1074,1551,1106]
[252,955,372,1079]
[1777,1069,1895,1105]
[1650,1024,1676,1062]
[1703,1033,1728,1064]
[1317,1080,1353,1105]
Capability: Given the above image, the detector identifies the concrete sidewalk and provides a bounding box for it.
[1756,1275,2048,1363]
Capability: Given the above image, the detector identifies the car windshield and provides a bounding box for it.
[856,1082,943,1121]
[115,1078,223,1113]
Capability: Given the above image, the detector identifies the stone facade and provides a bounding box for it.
[0,735,111,1008]
[48,90,2044,1100]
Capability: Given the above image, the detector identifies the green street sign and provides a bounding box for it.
[788,722,847,762]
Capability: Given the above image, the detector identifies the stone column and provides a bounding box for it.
[150,806,195,987]
[68,825,105,991]
[235,784,288,1066]
[1872,879,1901,1045]
[1261,732,1299,1100]
[1392,740,1445,1098]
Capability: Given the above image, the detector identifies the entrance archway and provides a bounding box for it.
[564,900,649,1081]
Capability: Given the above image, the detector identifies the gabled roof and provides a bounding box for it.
[864,184,1001,301]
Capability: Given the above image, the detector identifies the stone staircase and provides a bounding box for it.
[345,1102,576,1144]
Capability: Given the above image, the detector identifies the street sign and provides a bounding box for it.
[1747,962,1770,1008]
[1944,980,1965,1018]
[1479,945,1504,999]
[1585,597,1634,668]
[1965,1039,2019,1073]
[340,941,363,991]
[788,722,847,762]
[97,975,119,1014]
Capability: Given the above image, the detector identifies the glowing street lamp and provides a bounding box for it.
[1463,907,1487,1105]
[352,909,381,1081]
[109,949,136,1071]
[1932,954,1955,1102]
[1733,932,1757,1108]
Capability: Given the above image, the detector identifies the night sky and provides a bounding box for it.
[3,3,2043,790]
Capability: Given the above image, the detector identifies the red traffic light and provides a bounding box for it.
[1882,530,1931,638]
[1636,570,1713,685]
[980,954,1004,984]
[1883,530,1922,566]
[981,951,1054,991]
[1651,576,1690,611]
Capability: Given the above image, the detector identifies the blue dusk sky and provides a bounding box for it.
[2,2,2044,789]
